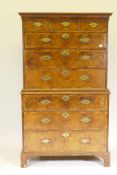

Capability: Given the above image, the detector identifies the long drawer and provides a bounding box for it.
[24,130,107,153]
[24,33,106,49]
[24,111,107,130]
[22,94,108,111]
[24,69,106,89]
[24,49,106,68]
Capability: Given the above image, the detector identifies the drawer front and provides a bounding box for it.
[53,20,79,31]
[24,33,106,49]
[24,69,106,89]
[24,111,107,130]
[25,49,106,68]
[23,94,108,111]
[80,21,107,32]
[23,18,52,32]
[23,20,107,32]
[24,131,106,153]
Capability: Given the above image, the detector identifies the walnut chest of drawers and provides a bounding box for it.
[19,13,112,167]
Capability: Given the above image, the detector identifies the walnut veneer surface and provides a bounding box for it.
[19,13,112,167]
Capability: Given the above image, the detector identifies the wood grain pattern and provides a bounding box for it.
[23,19,107,32]
[53,20,79,31]
[24,18,52,32]
[24,33,106,49]
[22,94,108,111]
[24,49,106,68]
[24,69,106,89]
[80,21,107,32]
[24,130,107,153]
[24,111,107,130]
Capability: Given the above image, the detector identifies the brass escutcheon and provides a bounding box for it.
[41,37,51,43]
[89,22,98,28]
[80,138,90,144]
[41,117,51,124]
[80,37,90,43]
[40,55,52,61]
[61,50,70,56]
[80,99,91,105]
[61,95,70,102]
[61,69,70,77]
[62,112,70,119]
[61,33,70,39]
[33,21,43,27]
[40,99,51,105]
[41,75,52,81]
[80,75,90,81]
[80,55,90,60]
[40,138,51,144]
[62,132,70,138]
[61,21,71,27]
[80,117,91,123]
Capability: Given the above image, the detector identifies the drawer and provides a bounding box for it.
[23,18,52,32]
[24,130,106,153]
[24,111,107,130]
[24,33,106,49]
[25,49,106,69]
[53,20,79,31]
[22,94,108,111]
[24,69,106,89]
[80,21,107,32]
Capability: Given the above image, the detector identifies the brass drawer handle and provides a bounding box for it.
[80,138,90,144]
[80,37,90,43]
[41,75,52,81]
[61,50,70,56]
[61,69,70,77]
[61,95,70,102]
[89,22,98,28]
[61,21,71,27]
[62,112,70,119]
[40,99,51,105]
[80,99,91,105]
[41,37,51,43]
[40,138,51,144]
[41,117,51,124]
[80,75,90,81]
[80,117,91,123]
[80,55,90,60]
[62,132,70,138]
[61,33,70,39]
[40,55,52,61]
[33,22,43,27]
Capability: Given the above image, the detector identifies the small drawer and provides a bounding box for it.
[80,21,107,32]
[23,18,52,32]
[24,111,107,130]
[24,130,107,153]
[24,68,106,89]
[22,94,108,111]
[24,49,106,69]
[24,33,106,49]
[53,20,79,31]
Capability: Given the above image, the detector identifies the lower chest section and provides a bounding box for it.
[22,92,109,154]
